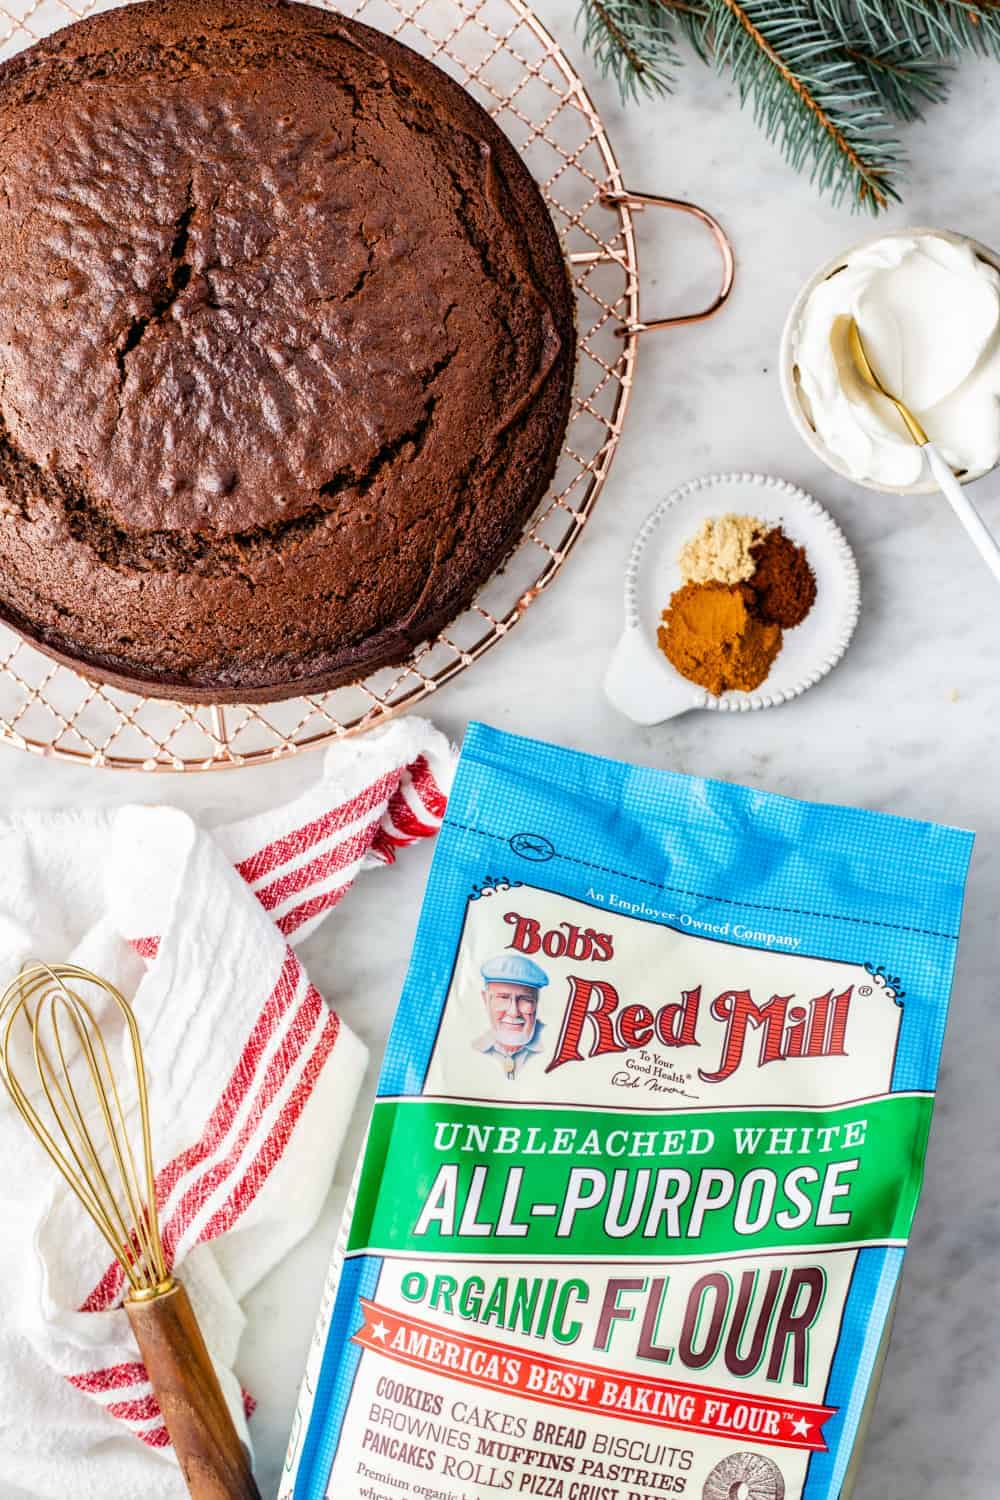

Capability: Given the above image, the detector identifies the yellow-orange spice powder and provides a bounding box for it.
[657,581,782,696]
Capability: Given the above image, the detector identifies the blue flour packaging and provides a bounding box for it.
[281,723,973,1500]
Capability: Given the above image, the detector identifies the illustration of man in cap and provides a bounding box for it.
[473,953,549,1082]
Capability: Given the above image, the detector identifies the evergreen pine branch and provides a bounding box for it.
[692,0,903,210]
[667,0,715,63]
[577,0,684,98]
[816,0,1000,59]
[809,1,953,118]
[578,0,995,211]
[841,43,951,119]
[663,0,948,91]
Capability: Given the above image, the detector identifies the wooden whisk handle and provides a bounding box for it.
[126,1280,262,1500]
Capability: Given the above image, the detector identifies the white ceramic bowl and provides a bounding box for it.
[603,472,861,724]
[779,226,1000,496]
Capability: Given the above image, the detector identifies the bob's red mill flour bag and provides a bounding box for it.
[281,723,973,1500]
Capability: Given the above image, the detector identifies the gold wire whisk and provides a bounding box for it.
[0,962,171,1298]
[0,961,261,1499]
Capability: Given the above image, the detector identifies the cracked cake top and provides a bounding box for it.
[0,0,574,700]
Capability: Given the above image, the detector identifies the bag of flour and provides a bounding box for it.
[281,723,972,1500]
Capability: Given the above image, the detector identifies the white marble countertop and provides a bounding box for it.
[4,11,998,1498]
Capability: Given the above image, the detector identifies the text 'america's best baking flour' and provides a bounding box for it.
[280,724,973,1500]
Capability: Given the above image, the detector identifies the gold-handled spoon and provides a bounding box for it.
[847,318,1000,585]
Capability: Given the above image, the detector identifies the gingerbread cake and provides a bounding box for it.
[0,0,575,701]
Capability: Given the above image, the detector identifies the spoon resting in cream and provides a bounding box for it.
[793,233,1000,490]
[847,317,1000,586]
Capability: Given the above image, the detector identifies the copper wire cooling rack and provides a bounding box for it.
[0,0,733,771]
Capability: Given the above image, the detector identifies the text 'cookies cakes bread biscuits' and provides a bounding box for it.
[0,0,575,702]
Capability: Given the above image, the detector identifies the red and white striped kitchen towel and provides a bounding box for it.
[0,718,453,1500]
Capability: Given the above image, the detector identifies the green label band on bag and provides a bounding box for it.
[347,1096,934,1260]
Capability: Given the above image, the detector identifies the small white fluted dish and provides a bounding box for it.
[603,472,860,725]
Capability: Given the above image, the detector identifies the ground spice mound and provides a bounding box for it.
[678,513,767,585]
[750,527,817,628]
[657,581,782,696]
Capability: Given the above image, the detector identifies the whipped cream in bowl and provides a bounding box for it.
[780,229,1000,493]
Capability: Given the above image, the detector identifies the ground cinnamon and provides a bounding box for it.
[749,528,816,628]
[657,581,782,696]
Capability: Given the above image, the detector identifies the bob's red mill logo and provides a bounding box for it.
[502,911,852,1084]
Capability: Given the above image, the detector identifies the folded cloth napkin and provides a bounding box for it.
[0,717,454,1500]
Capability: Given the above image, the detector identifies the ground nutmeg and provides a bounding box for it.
[749,527,817,628]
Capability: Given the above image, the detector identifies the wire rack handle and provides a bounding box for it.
[603,189,735,335]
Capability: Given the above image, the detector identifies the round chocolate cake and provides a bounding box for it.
[0,0,574,701]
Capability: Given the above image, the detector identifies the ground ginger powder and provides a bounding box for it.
[658,580,782,695]
[678,513,767,584]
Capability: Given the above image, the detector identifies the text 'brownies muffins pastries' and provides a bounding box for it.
[0,0,574,701]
